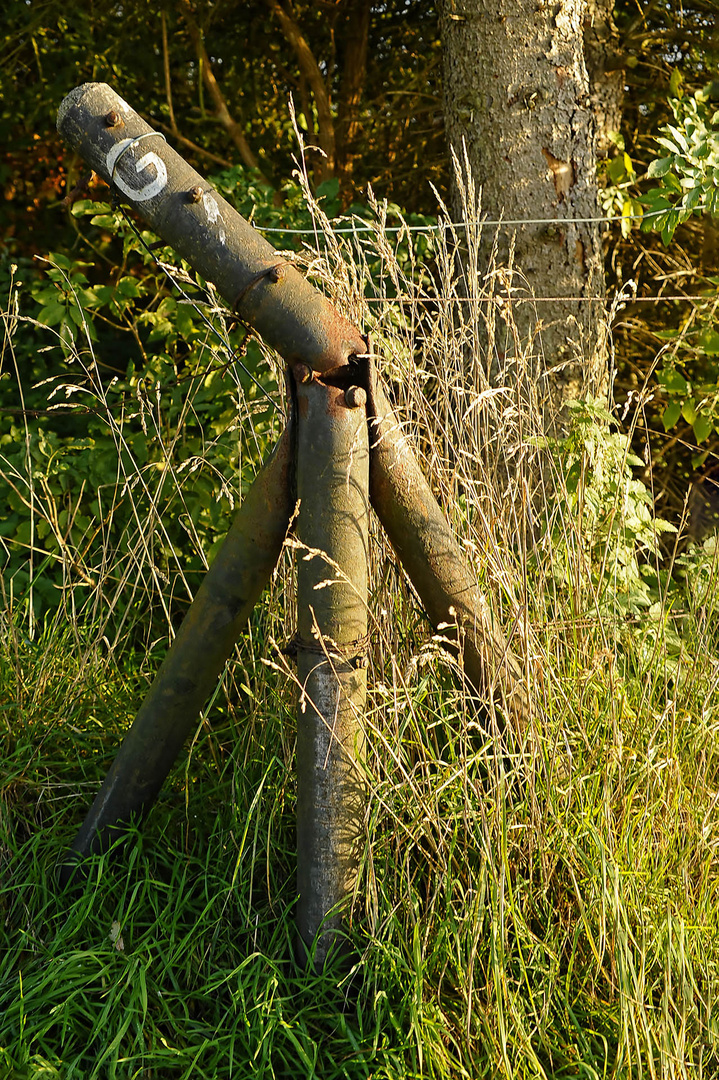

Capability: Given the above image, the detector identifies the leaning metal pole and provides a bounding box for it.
[293,372,369,963]
[59,423,295,883]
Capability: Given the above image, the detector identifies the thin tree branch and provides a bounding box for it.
[178,0,264,175]
[156,14,233,168]
[161,11,177,135]
[620,0,661,42]
[265,0,336,179]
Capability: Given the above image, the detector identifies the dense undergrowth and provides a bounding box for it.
[2,175,719,1078]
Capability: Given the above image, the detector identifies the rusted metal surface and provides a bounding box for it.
[57,83,365,377]
[294,376,369,964]
[366,363,530,726]
[59,422,295,882]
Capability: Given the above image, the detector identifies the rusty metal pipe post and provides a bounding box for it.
[293,375,369,965]
[60,425,295,883]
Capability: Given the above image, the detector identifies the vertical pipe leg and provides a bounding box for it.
[294,377,369,965]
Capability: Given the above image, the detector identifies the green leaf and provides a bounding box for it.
[666,124,689,152]
[692,413,713,443]
[70,198,97,217]
[90,213,122,229]
[662,401,682,431]
[655,135,681,156]
[669,68,684,98]
[648,209,668,233]
[661,210,680,245]
[699,328,719,355]
[565,460,582,495]
[608,156,628,183]
[67,305,86,328]
[93,285,114,305]
[116,277,143,298]
[175,304,198,339]
[643,188,673,206]
[682,398,697,424]
[664,171,683,194]
[36,302,65,327]
[59,318,75,352]
[32,286,60,305]
[657,367,688,394]
[621,199,633,238]
[45,252,74,271]
[646,156,673,178]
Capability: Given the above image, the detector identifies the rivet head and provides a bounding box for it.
[104,110,122,128]
[344,385,367,409]
[187,186,204,203]
[294,363,313,385]
[268,264,285,283]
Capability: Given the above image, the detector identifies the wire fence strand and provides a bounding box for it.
[254,205,701,236]
[360,294,716,305]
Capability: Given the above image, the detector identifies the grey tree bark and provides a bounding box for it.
[440,0,617,417]
[584,0,624,158]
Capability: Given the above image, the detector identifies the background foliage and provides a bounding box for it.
[3,186,719,1079]
[2,2,719,1077]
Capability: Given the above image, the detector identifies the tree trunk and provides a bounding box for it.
[584,0,624,157]
[440,0,610,418]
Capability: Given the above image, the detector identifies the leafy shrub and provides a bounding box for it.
[537,398,676,617]
[598,132,643,239]
[1,245,280,639]
[642,79,719,245]
[628,80,719,456]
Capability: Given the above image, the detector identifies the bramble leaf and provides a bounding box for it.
[662,401,682,431]
[647,156,673,178]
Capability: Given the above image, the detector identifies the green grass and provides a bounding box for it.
[2,594,719,1077]
[2,183,719,1077]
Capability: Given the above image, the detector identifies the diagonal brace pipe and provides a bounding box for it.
[367,364,529,725]
[59,421,295,882]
